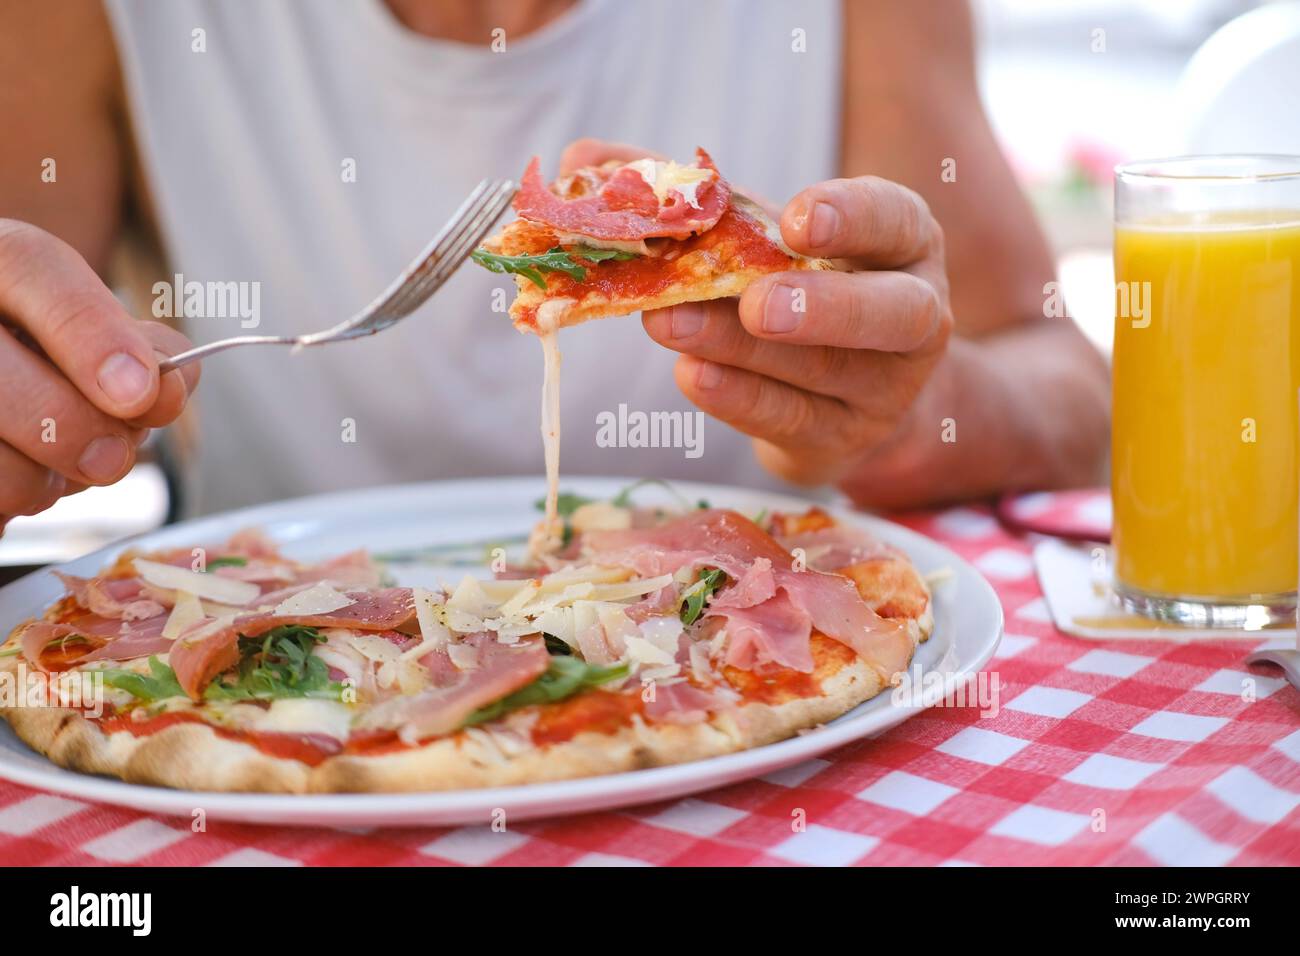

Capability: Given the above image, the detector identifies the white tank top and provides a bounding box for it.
[104,0,843,514]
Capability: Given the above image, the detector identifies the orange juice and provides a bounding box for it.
[1112,214,1300,599]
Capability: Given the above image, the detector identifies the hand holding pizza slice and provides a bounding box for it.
[475,140,954,490]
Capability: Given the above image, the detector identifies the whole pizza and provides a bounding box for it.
[0,497,931,793]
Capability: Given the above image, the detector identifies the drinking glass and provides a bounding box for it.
[1112,154,1300,627]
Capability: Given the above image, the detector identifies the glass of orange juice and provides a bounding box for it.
[1112,155,1300,628]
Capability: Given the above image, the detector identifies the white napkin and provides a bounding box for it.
[1033,538,1297,642]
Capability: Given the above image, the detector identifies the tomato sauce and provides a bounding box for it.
[97,710,345,767]
[531,690,643,745]
[516,207,791,330]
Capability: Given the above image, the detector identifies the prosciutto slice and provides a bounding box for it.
[294,549,383,589]
[585,510,912,681]
[513,149,731,242]
[358,635,550,741]
[52,572,165,622]
[168,588,417,699]
[777,525,899,572]
[17,614,172,670]
[78,616,172,663]
[708,557,777,611]
[715,590,814,672]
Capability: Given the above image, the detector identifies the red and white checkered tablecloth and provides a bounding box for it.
[1,497,1297,867]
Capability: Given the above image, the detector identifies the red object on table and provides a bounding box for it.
[0,497,1295,866]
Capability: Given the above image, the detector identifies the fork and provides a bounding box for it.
[158,178,518,373]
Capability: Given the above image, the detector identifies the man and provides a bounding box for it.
[0,0,1108,525]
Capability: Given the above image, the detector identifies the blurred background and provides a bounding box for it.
[2,0,1297,572]
[976,0,1298,354]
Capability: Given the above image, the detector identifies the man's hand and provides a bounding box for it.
[0,220,200,527]
[645,176,952,486]
[559,139,953,488]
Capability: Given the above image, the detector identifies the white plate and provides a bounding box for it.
[0,478,1002,827]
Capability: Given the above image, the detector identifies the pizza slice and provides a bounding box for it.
[473,149,832,333]
[0,499,931,793]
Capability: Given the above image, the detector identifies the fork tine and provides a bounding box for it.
[400,186,515,305]
[377,179,505,313]
[399,179,514,304]
[379,180,516,319]
[370,181,510,321]
[299,179,514,344]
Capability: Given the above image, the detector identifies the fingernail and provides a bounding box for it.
[45,470,66,497]
[97,353,152,407]
[78,435,130,482]
[670,304,705,339]
[808,201,840,247]
[762,284,802,334]
[697,361,724,389]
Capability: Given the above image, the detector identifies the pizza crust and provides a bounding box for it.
[0,543,933,795]
[512,259,830,332]
[0,651,884,795]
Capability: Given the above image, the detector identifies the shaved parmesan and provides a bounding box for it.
[586,574,673,602]
[200,600,247,618]
[570,501,632,533]
[346,633,413,691]
[347,634,401,664]
[447,576,496,618]
[625,158,716,209]
[638,615,684,655]
[412,587,450,651]
[534,605,575,648]
[478,565,630,604]
[314,640,366,689]
[596,604,637,658]
[639,663,682,683]
[497,580,541,619]
[273,582,354,617]
[623,635,676,668]
[161,591,206,640]
[133,558,260,606]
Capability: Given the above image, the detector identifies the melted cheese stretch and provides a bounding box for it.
[536,316,564,556]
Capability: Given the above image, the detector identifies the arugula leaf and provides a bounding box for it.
[100,628,344,705]
[471,246,636,290]
[532,491,596,518]
[204,625,343,702]
[532,491,599,547]
[607,478,709,513]
[463,656,628,727]
[100,656,186,702]
[205,556,248,570]
[680,567,727,626]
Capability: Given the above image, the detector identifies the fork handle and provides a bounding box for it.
[158,335,298,373]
